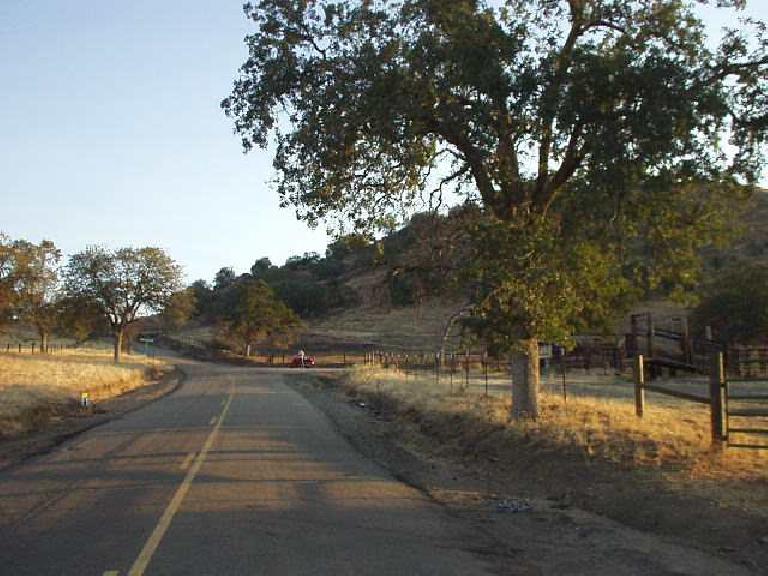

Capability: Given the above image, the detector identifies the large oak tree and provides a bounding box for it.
[65,247,182,363]
[224,0,767,417]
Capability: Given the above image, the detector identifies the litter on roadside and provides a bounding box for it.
[494,498,533,513]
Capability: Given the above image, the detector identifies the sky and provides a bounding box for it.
[1,1,766,284]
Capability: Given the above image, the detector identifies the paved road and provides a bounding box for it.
[0,361,498,575]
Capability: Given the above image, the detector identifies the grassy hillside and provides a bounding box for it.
[306,191,768,351]
[305,297,468,351]
[176,188,767,354]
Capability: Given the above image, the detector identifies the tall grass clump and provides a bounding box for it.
[0,352,164,438]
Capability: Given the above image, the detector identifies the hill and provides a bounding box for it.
[176,188,768,354]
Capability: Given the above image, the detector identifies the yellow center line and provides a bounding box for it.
[103,571,119,576]
[127,388,235,576]
[179,452,195,471]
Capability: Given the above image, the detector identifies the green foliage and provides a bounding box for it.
[65,246,183,361]
[224,0,766,353]
[380,207,477,306]
[0,237,63,346]
[248,249,360,317]
[216,279,301,353]
[692,264,768,345]
[190,279,216,319]
[214,267,237,291]
[56,295,105,344]
[162,288,198,331]
[466,215,635,351]
[0,234,14,324]
[11,239,62,347]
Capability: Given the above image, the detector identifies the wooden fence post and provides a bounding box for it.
[709,352,727,445]
[634,354,645,417]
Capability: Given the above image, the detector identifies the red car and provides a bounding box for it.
[290,354,315,368]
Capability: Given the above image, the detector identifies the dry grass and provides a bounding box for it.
[307,298,467,349]
[0,350,165,438]
[344,367,767,486]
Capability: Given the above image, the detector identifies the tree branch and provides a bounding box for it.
[534,10,584,204]
[540,119,585,214]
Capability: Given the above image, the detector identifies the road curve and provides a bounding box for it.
[0,360,498,575]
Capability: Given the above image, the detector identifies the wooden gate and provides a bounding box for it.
[724,347,768,449]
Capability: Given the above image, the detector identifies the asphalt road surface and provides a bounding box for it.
[0,361,499,575]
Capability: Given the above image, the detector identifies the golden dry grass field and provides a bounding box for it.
[0,349,166,439]
[343,366,767,513]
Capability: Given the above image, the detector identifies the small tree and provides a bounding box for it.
[214,267,237,291]
[162,287,198,332]
[11,240,62,353]
[217,279,301,355]
[189,279,215,319]
[65,246,182,363]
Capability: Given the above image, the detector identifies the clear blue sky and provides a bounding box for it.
[1,1,765,284]
[0,0,331,283]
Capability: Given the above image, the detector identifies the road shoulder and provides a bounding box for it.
[287,372,766,575]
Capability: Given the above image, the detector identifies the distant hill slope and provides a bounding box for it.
[170,187,766,353]
[304,188,768,352]
[724,188,768,263]
[305,297,468,351]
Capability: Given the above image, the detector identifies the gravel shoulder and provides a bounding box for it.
[288,372,768,575]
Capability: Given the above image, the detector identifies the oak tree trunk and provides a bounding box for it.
[114,328,124,364]
[511,337,540,419]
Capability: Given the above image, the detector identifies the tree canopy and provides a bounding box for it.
[216,279,301,354]
[225,0,766,222]
[224,0,768,416]
[10,239,62,351]
[65,246,182,362]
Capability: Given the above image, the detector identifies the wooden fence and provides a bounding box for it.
[633,351,768,449]
[723,347,768,449]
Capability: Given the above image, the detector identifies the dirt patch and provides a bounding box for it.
[0,368,183,472]
[288,372,768,575]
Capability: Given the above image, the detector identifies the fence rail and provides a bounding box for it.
[722,349,768,448]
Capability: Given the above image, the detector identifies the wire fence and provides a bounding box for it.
[0,341,114,355]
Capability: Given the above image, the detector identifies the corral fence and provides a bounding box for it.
[723,347,768,449]
[117,330,768,449]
